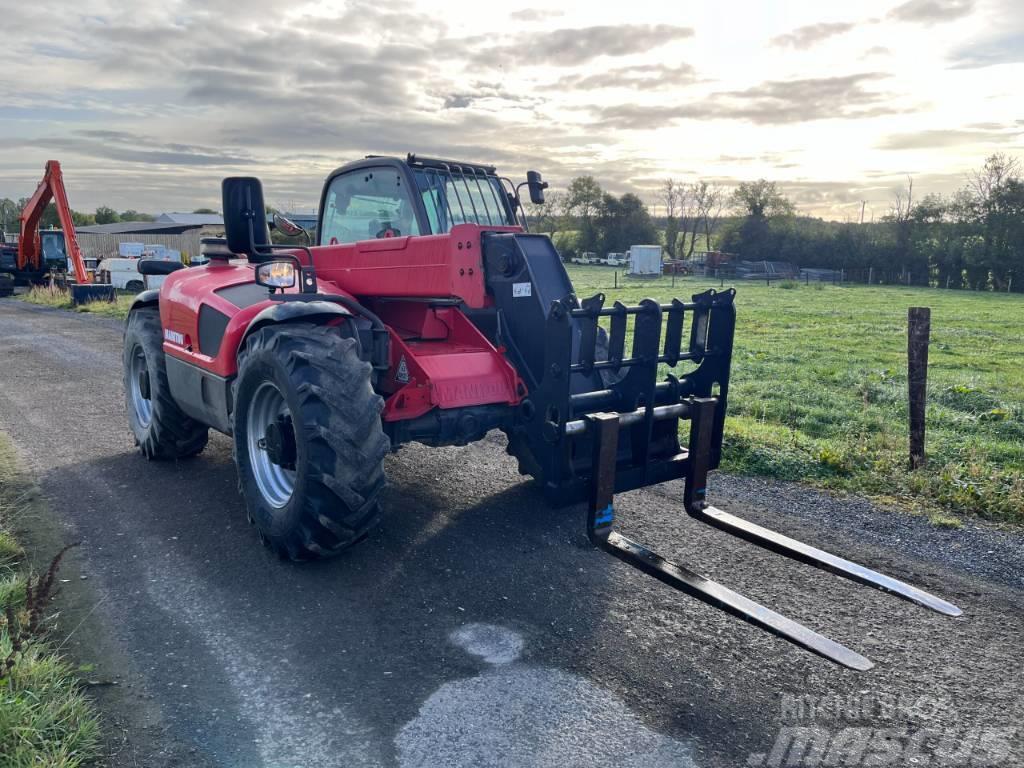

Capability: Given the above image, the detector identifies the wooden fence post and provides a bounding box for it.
[908,307,930,469]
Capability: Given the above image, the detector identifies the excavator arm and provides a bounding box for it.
[18,160,91,284]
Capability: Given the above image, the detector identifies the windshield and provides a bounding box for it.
[413,169,513,233]
[320,167,422,245]
[40,232,67,263]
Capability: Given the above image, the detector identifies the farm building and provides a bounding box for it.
[76,219,224,264]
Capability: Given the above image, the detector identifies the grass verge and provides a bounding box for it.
[0,435,101,767]
[568,265,1024,526]
[18,284,133,319]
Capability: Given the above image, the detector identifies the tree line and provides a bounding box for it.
[530,153,1024,291]
[718,154,1024,290]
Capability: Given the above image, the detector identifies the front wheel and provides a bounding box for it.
[233,323,389,560]
[123,307,209,459]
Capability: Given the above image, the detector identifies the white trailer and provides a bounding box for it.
[627,245,662,276]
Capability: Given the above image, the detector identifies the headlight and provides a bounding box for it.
[255,260,296,289]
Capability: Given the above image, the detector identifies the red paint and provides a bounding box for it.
[156,223,527,419]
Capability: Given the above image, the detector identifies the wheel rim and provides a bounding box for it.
[247,381,296,508]
[128,344,152,428]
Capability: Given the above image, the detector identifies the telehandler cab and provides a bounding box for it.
[122,154,960,670]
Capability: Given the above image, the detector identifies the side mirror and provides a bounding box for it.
[272,213,306,238]
[138,259,185,276]
[222,177,270,256]
[527,170,548,205]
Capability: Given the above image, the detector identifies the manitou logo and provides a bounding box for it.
[164,329,185,346]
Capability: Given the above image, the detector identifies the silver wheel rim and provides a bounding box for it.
[128,345,152,428]
[247,381,296,508]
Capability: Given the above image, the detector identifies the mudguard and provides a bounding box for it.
[128,288,160,313]
[241,300,353,344]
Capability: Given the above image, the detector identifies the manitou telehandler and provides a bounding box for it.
[122,154,960,670]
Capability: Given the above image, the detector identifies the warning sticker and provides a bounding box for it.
[512,282,532,298]
[395,355,410,383]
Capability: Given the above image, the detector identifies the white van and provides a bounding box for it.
[97,258,166,291]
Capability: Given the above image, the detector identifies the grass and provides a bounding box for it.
[18,284,134,319]
[0,436,102,767]
[568,264,1024,526]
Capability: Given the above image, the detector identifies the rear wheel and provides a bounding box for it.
[123,307,209,459]
[126,279,144,292]
[233,323,389,560]
[0,274,13,297]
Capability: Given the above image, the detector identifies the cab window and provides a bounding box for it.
[415,170,511,233]
[320,168,421,245]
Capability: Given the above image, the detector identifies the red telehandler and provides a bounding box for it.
[122,155,960,670]
[0,160,113,302]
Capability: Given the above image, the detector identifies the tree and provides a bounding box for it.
[731,179,795,218]
[526,190,565,240]
[595,192,657,254]
[121,210,154,222]
[885,176,922,281]
[192,207,218,215]
[71,210,96,227]
[701,184,725,252]
[95,206,120,225]
[565,176,603,253]
[0,198,19,234]
[660,179,679,257]
[725,180,795,260]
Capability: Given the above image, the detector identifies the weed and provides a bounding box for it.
[0,434,101,766]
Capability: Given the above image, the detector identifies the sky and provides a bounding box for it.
[1,0,1022,220]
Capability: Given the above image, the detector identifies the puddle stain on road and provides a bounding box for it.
[396,623,697,768]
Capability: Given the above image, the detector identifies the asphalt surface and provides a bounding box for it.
[0,298,1022,768]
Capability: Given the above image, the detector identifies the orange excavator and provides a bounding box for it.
[0,161,113,303]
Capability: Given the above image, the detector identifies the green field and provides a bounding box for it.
[567,265,1024,526]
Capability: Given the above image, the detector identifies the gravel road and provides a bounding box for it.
[0,298,1021,768]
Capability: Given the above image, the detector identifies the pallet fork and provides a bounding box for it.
[529,286,962,670]
[582,402,961,670]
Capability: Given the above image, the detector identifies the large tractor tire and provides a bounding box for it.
[123,307,209,459]
[232,323,389,560]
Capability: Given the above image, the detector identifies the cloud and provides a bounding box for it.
[592,73,899,128]
[508,8,564,22]
[485,24,694,67]
[949,32,1024,68]
[876,126,1021,149]
[0,131,256,167]
[771,22,857,48]
[552,63,698,90]
[888,0,975,24]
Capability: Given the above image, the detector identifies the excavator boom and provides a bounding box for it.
[18,160,91,284]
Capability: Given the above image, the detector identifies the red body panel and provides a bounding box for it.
[311,224,518,309]
[156,223,526,418]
